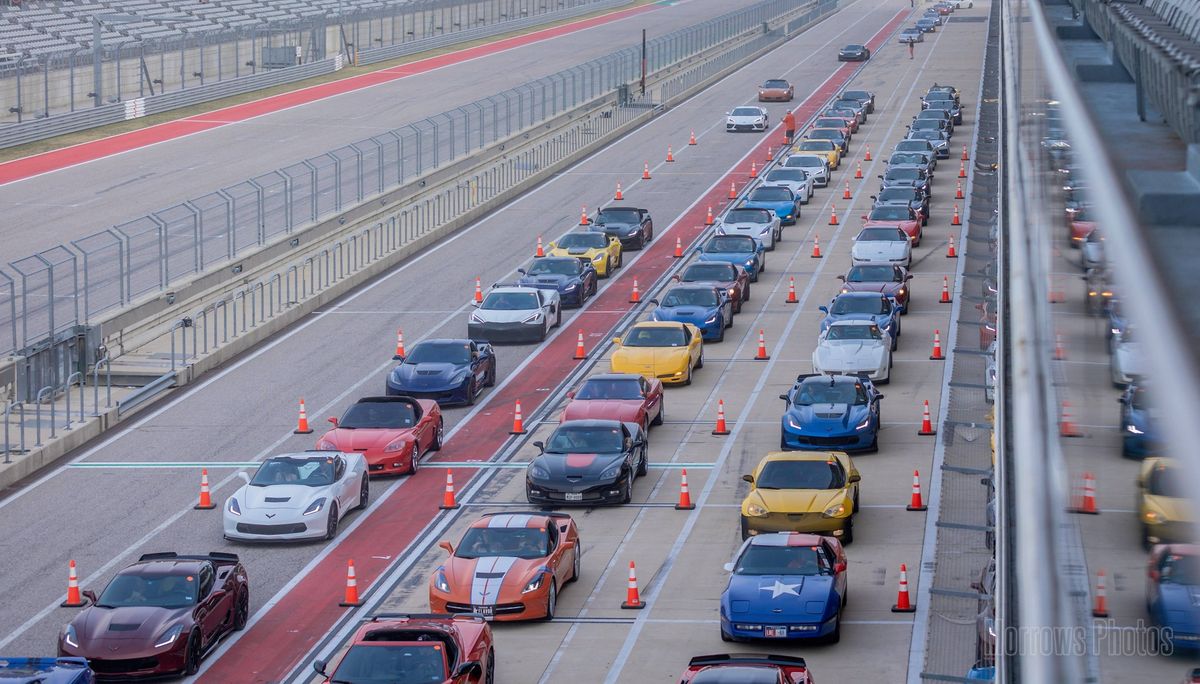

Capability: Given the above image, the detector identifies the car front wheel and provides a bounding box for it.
[325,503,340,540]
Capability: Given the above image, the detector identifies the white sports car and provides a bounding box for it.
[716,207,781,250]
[726,106,769,132]
[783,153,830,186]
[223,453,369,542]
[763,167,815,203]
[1109,326,1142,387]
[468,285,562,343]
[812,320,893,383]
[851,227,913,268]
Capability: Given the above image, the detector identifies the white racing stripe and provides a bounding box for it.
[470,555,520,605]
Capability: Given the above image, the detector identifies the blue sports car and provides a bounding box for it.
[742,186,802,225]
[719,532,849,643]
[1146,544,1200,653]
[0,658,94,684]
[818,292,901,345]
[779,373,883,452]
[517,256,598,308]
[698,235,766,282]
[1119,381,1159,459]
[386,338,496,405]
[649,284,733,342]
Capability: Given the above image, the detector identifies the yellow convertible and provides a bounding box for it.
[795,138,842,169]
[610,321,703,386]
[548,232,623,277]
[740,451,860,542]
[1138,457,1195,548]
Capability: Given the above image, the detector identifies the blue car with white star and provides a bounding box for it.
[1119,381,1159,459]
[719,532,849,643]
[649,284,734,343]
[818,292,901,347]
[516,256,598,308]
[386,339,496,405]
[697,234,766,282]
[779,373,883,452]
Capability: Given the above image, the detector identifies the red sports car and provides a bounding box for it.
[562,373,664,431]
[429,512,580,621]
[1069,207,1097,247]
[862,205,923,245]
[316,396,442,475]
[758,78,795,102]
[314,613,494,684]
[680,654,814,683]
[59,552,249,678]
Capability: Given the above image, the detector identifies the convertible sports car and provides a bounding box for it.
[547,232,622,277]
[758,78,795,101]
[727,105,769,132]
[314,613,494,684]
[385,339,496,405]
[562,373,664,430]
[223,453,369,541]
[1138,458,1195,547]
[526,420,648,505]
[468,285,561,343]
[837,264,912,312]
[610,321,704,385]
[813,321,893,380]
[678,261,751,312]
[1119,381,1159,458]
[0,658,94,684]
[1146,544,1200,652]
[742,185,801,228]
[699,235,766,281]
[719,532,849,642]
[717,207,782,250]
[680,654,813,684]
[1109,325,1141,387]
[58,552,249,678]
[819,291,902,341]
[851,226,913,269]
[429,512,580,621]
[762,167,815,203]
[837,44,871,61]
[591,206,654,250]
[862,205,923,245]
[795,139,841,169]
[779,373,884,452]
[318,396,444,473]
[739,451,860,542]
[650,285,733,342]
[783,153,830,186]
[516,257,598,308]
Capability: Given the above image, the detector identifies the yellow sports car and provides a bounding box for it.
[548,232,622,277]
[740,451,860,542]
[1138,457,1195,547]
[610,321,703,386]
[795,139,842,169]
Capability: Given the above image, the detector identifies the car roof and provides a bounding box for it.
[124,557,210,575]
[760,450,848,464]
[747,531,826,547]
[600,206,644,212]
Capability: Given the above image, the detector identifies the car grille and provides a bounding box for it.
[795,435,859,446]
[446,601,525,615]
[816,412,844,419]
[89,657,159,674]
[416,370,443,375]
[236,522,307,535]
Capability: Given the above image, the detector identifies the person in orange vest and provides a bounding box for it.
[783,110,796,143]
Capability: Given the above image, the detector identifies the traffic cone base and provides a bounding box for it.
[339,560,363,607]
[61,560,85,607]
[907,470,928,511]
[294,398,313,434]
[195,468,216,510]
[621,561,645,609]
[676,469,696,510]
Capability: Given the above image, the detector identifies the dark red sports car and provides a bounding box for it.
[316,396,443,475]
[677,261,751,313]
[838,263,913,313]
[680,653,813,683]
[58,552,249,678]
[862,205,923,245]
[562,373,664,431]
[314,613,494,684]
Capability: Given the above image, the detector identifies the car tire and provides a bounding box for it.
[759,257,766,274]
[720,627,735,643]
[430,418,444,451]
[695,353,704,370]
[740,516,751,541]
[325,503,340,540]
[725,313,733,329]
[828,611,842,644]
[716,327,725,344]
[842,517,854,545]
[544,580,558,621]
[621,473,634,504]
[569,545,581,584]
[485,363,497,388]
[637,447,648,476]
[743,283,751,302]
[616,251,623,268]
[233,590,249,631]
[853,486,860,513]
[408,444,421,475]
[683,367,692,386]
[465,378,478,406]
[357,475,370,509]
[891,333,898,351]
[555,307,562,328]
[183,633,202,676]
[652,401,664,426]
[485,649,496,684]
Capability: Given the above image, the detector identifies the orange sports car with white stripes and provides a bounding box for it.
[429,512,581,621]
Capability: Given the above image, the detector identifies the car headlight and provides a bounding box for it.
[600,463,624,480]
[470,312,485,324]
[63,624,79,648]
[786,416,804,430]
[523,573,545,594]
[384,437,409,453]
[705,315,718,325]
[563,282,578,291]
[592,253,604,262]
[728,288,737,297]
[759,226,772,235]
[744,258,756,268]
[856,416,872,430]
[303,498,326,516]
[153,624,183,649]
[530,463,550,480]
[521,311,544,324]
[898,288,907,296]
[434,570,450,593]
[626,227,641,236]
[746,503,769,517]
[315,439,337,451]
[1125,424,1143,434]
[727,118,735,124]
[228,497,242,516]
[823,503,846,518]
[1144,510,1161,523]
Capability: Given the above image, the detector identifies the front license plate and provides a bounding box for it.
[765,626,788,638]
[472,605,494,619]
[565,492,584,502]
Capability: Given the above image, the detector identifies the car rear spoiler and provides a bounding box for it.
[138,551,240,563]
[369,612,485,623]
[480,510,573,520]
[687,653,807,669]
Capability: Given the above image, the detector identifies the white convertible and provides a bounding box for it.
[224,453,369,542]
[812,320,893,383]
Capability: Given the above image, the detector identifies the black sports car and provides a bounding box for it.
[591,206,654,250]
[838,44,871,61]
[516,257,598,308]
[526,420,647,505]
[840,89,876,113]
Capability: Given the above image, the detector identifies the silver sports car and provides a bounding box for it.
[812,320,893,383]
[223,453,369,542]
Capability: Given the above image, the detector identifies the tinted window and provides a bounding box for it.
[705,236,756,253]
[732,107,762,116]
[765,169,806,182]
[826,324,882,340]
[831,296,887,315]
[763,79,790,88]
[785,154,825,168]
[480,291,539,310]
[252,457,336,486]
[456,526,550,559]
[1161,554,1200,585]
[332,644,447,684]
[734,545,832,576]
[691,667,782,684]
[557,233,607,250]
[598,208,641,224]
[798,140,835,151]
[847,265,901,282]
[624,326,687,347]
[683,263,736,281]
[879,187,920,202]
[757,459,846,489]
[843,90,869,99]
[870,206,912,221]
[749,187,792,202]
[576,377,642,400]
[340,402,417,429]
[858,228,907,241]
[887,168,922,180]
[98,573,198,609]
[794,380,868,405]
[808,129,843,140]
[404,341,471,365]
[546,425,623,452]
[725,208,773,224]
[526,259,581,276]
[662,288,718,307]
[1147,465,1186,497]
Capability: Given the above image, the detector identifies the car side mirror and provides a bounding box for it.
[566,390,575,399]
[648,298,659,305]
[779,393,790,402]
[818,305,829,313]
[634,438,646,448]
[849,473,861,483]
[547,242,556,249]
[860,215,868,220]
[742,474,754,483]
[612,337,622,346]
[723,562,735,572]
[313,659,328,677]
[517,268,527,275]
[836,275,846,281]
[327,416,338,427]
[877,394,885,400]
[83,589,99,604]
[470,300,480,307]
[533,440,545,451]
[906,274,913,280]
[454,661,483,679]
[877,174,884,179]
[438,540,454,555]
[237,471,251,483]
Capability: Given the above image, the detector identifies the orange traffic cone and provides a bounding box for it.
[892,563,916,612]
[195,468,216,510]
[338,559,363,606]
[955,179,964,199]
[509,400,526,435]
[689,129,697,145]
[829,204,839,226]
[765,146,773,163]
[61,560,85,607]
[573,330,587,359]
[474,277,483,304]
[439,470,460,510]
[580,206,590,225]
[1054,332,1066,360]
[749,162,758,179]
[918,399,936,436]
[961,144,970,161]
[629,278,641,303]
[614,182,624,201]
[666,146,675,163]
[843,181,852,200]
[1060,401,1081,438]
[621,561,644,609]
[643,162,652,180]
[785,277,798,303]
[712,399,731,435]
[392,329,407,359]
[1091,569,1110,617]
[958,160,967,178]
[946,234,958,258]
[940,276,951,303]
[1070,471,1099,514]
[907,470,928,511]
[535,236,546,258]
[705,206,715,226]
[951,204,961,226]
[754,329,770,361]
[864,144,873,161]
[929,329,944,360]
[675,469,695,510]
[673,237,684,258]
[728,181,737,199]
[294,398,313,434]
[811,234,822,258]
[854,161,863,179]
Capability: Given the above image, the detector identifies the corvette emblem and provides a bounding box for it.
[109,645,120,652]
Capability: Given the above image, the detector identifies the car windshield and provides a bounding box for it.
[827,324,882,340]
[814,119,844,129]
[847,265,901,282]
[895,141,931,152]
[911,130,945,141]
[546,424,623,452]
[725,208,772,224]
[480,291,539,310]
[683,263,736,281]
[1129,386,1149,410]
[858,228,906,241]
[763,79,789,88]
[557,233,607,250]
[624,326,687,347]
[97,573,199,609]
[251,457,336,487]
[831,296,887,314]
[765,169,806,183]
[404,341,471,365]
[734,544,832,576]
[1147,465,1187,497]
[749,187,791,202]
[785,155,823,168]
[339,401,417,429]
[526,259,581,276]
[808,130,841,141]
[1162,554,1200,585]
[870,206,912,221]
[799,140,834,151]
[843,44,864,50]
[833,100,861,109]
[662,288,718,307]
[843,90,869,99]
[891,153,926,165]
[705,236,755,253]
[731,107,762,117]
[455,526,550,559]
[757,459,846,490]
[575,377,642,400]
[887,168,923,181]
[794,380,868,406]
[597,208,640,224]
[332,644,447,684]
[879,187,920,202]
[912,120,941,129]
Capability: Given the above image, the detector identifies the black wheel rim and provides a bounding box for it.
[327,505,338,538]
[412,445,420,473]
[236,593,248,627]
[360,477,369,504]
[186,637,199,673]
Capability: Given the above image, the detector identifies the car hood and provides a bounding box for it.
[550,246,601,258]
[724,574,837,618]
[720,220,772,233]
[786,403,867,431]
[238,483,326,510]
[320,427,411,452]
[533,452,625,480]
[654,306,719,325]
[595,221,638,235]
[1144,495,1195,523]
[864,220,916,231]
[75,605,186,644]
[729,114,764,122]
[1156,583,1200,630]
[562,399,643,423]
[516,274,575,291]
[391,362,468,388]
[442,555,542,606]
[815,340,888,368]
[473,308,538,324]
[842,281,903,295]
[852,241,909,260]
[1114,343,1143,376]
[613,346,691,374]
[748,487,843,515]
[824,312,890,329]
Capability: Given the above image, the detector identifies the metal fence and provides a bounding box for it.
[0,0,815,362]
